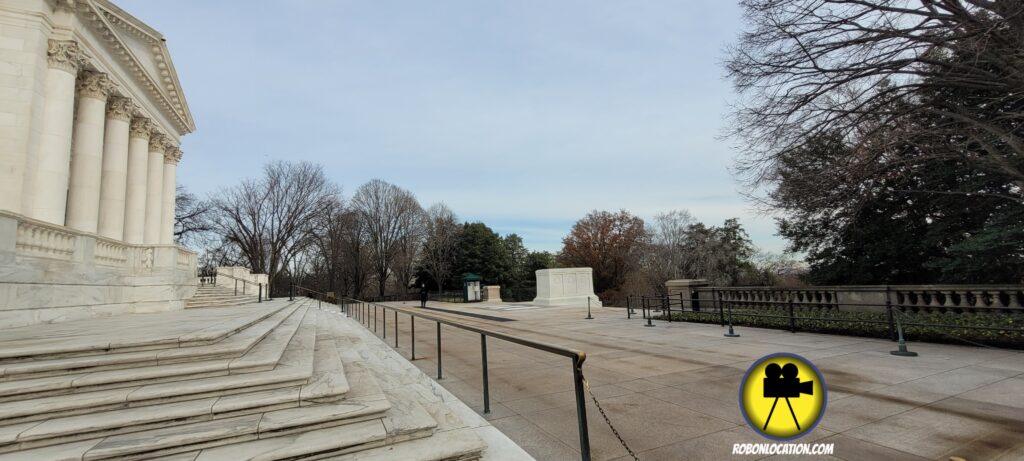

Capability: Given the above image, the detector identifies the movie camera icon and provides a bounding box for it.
[761,362,813,431]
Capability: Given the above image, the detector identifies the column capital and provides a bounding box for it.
[164,146,182,164]
[106,96,135,122]
[129,117,155,139]
[148,132,171,152]
[47,39,85,73]
[77,71,115,100]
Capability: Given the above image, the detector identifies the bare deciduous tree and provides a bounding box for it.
[642,210,696,293]
[420,203,461,293]
[210,161,338,296]
[350,179,423,297]
[726,0,1024,206]
[174,185,213,247]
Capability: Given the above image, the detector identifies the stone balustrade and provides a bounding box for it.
[685,284,1024,313]
[0,210,198,327]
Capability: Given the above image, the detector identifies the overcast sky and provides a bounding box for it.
[118,0,785,254]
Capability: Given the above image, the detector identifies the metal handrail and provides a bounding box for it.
[203,271,267,302]
[317,292,592,461]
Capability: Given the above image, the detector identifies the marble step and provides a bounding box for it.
[0,303,308,402]
[0,318,391,461]
[185,299,260,309]
[188,294,257,301]
[322,427,487,461]
[0,300,302,383]
[0,308,319,426]
[0,302,292,364]
[0,397,392,461]
[0,314,353,454]
[149,365,437,461]
[320,312,488,460]
[183,400,438,461]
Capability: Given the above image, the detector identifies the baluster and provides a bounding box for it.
[1008,291,1022,309]
[943,290,957,308]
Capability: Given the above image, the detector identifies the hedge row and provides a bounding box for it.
[658,307,1024,349]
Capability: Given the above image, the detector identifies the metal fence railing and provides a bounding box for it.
[624,293,1024,349]
[290,286,594,461]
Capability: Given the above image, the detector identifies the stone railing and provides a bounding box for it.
[14,219,76,260]
[0,210,200,327]
[686,284,1024,313]
[95,238,130,266]
[176,247,195,268]
[2,210,197,272]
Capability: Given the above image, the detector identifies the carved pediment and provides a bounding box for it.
[76,0,196,135]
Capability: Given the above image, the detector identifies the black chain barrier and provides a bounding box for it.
[582,374,640,461]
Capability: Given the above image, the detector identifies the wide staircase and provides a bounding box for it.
[185,283,259,309]
[0,298,490,460]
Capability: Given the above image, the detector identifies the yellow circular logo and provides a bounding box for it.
[739,353,827,440]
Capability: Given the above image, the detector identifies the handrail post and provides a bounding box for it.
[644,296,654,327]
[258,284,262,303]
[234,279,238,296]
[289,284,294,301]
[481,334,490,414]
[585,297,593,320]
[411,315,416,360]
[436,322,443,379]
[666,296,672,323]
[716,289,725,326]
[383,307,387,339]
[374,305,378,332]
[394,311,398,348]
[886,287,896,341]
[572,354,591,461]
[788,297,796,333]
[626,296,631,319]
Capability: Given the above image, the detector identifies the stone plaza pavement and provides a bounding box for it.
[370,300,1024,461]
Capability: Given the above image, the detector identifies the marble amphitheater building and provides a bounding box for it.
[0,1,522,459]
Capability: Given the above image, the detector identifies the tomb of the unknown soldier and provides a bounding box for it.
[0,1,1022,461]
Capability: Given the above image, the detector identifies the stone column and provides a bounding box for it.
[25,40,83,224]
[66,71,114,233]
[160,146,181,244]
[97,97,134,240]
[143,133,167,244]
[123,118,153,244]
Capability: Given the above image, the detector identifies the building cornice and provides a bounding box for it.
[74,0,195,135]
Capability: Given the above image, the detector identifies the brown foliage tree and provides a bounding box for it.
[559,210,648,302]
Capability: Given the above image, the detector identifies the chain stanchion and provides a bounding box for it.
[890,310,918,357]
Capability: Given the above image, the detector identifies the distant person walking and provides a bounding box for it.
[419,285,428,308]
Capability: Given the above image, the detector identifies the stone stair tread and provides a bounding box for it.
[187,420,387,461]
[324,312,490,435]
[6,396,392,461]
[0,301,299,382]
[163,389,432,461]
[118,308,318,403]
[0,307,318,425]
[0,368,381,460]
[0,303,289,364]
[2,316,353,452]
[0,303,305,399]
[322,427,486,461]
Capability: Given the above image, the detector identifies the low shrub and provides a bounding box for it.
[659,306,1024,349]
